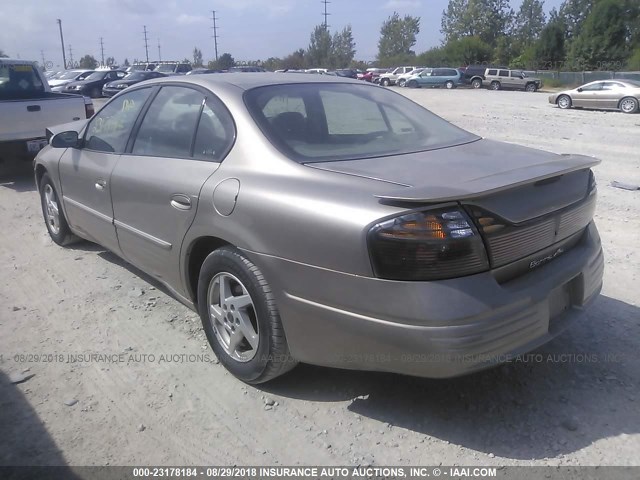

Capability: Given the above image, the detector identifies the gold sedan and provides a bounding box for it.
[549,79,640,114]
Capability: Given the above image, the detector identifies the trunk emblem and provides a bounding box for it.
[529,248,565,270]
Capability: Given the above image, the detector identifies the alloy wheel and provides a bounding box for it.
[43,184,60,235]
[620,98,638,113]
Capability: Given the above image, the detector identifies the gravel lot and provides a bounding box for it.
[1,88,639,467]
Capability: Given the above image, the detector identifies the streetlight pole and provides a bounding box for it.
[57,19,67,69]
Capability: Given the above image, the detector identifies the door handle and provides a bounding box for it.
[95,180,107,191]
[170,194,192,210]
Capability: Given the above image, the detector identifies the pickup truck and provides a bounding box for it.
[0,59,94,173]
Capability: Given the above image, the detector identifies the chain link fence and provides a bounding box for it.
[522,70,640,86]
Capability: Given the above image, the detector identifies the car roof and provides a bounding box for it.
[145,72,363,91]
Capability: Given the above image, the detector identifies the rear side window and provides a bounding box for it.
[84,87,152,153]
[132,86,204,158]
[487,69,497,76]
[499,70,509,77]
[192,97,235,162]
[0,63,45,99]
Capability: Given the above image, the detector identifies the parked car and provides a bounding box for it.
[397,68,428,87]
[102,71,166,97]
[306,68,329,75]
[155,62,192,75]
[378,66,421,86]
[549,79,640,114]
[48,69,95,92]
[459,65,507,89]
[228,66,266,73]
[35,73,603,384]
[63,70,127,98]
[405,68,461,89]
[127,63,157,73]
[186,69,224,75]
[483,68,542,92]
[0,59,93,173]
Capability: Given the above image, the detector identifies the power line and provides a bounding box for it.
[143,25,150,63]
[211,11,219,62]
[321,0,331,30]
[56,19,66,69]
[100,37,105,66]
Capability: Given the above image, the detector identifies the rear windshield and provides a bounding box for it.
[244,83,478,163]
[156,64,177,73]
[0,63,46,99]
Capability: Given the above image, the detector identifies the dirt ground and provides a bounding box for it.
[1,89,639,467]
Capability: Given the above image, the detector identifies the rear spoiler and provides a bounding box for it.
[375,154,601,203]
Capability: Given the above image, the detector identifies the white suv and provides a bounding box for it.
[378,66,422,86]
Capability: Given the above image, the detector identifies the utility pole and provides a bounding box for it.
[68,44,74,67]
[41,50,46,70]
[57,19,67,69]
[211,10,219,62]
[143,25,150,63]
[157,38,161,62]
[100,37,105,66]
[321,0,331,30]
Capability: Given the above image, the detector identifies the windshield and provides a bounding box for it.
[84,72,105,81]
[244,83,478,163]
[156,64,176,72]
[59,70,84,80]
[0,63,46,99]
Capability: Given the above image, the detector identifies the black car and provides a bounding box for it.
[64,70,127,98]
[102,71,167,97]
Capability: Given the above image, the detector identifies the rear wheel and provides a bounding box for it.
[557,95,572,110]
[471,78,482,89]
[445,80,455,89]
[525,83,538,92]
[197,246,297,384]
[490,81,501,91]
[407,80,418,89]
[619,97,639,114]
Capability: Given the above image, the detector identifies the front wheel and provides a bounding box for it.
[490,81,501,91]
[525,83,538,92]
[398,79,406,87]
[381,78,390,87]
[407,80,418,89]
[445,80,455,89]
[619,97,639,114]
[197,246,297,384]
[557,95,572,109]
[39,173,78,246]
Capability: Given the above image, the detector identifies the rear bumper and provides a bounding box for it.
[0,138,46,164]
[247,222,604,378]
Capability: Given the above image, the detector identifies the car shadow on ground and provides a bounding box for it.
[0,171,36,193]
[261,294,639,460]
[0,371,80,477]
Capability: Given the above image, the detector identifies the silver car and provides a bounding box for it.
[35,74,604,383]
[549,79,640,113]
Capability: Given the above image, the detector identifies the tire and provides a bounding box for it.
[407,80,418,89]
[445,80,455,89]
[557,95,572,110]
[381,78,390,87]
[619,96,639,114]
[471,78,482,89]
[39,173,78,246]
[197,246,297,384]
[525,83,537,92]
[490,81,501,91]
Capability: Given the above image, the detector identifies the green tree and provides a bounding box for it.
[627,47,640,69]
[0,49,8,58]
[105,56,115,66]
[417,36,491,67]
[123,58,130,67]
[558,0,593,41]
[331,26,356,68]
[307,25,332,67]
[514,0,547,47]
[262,57,283,71]
[568,0,629,69]
[216,52,235,70]
[78,54,98,69]
[377,12,421,62]
[532,10,566,68]
[193,47,203,67]
[281,49,306,70]
[441,0,513,47]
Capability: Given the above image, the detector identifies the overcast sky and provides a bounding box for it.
[1,0,564,68]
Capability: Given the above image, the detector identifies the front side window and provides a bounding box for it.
[245,83,478,163]
[132,86,204,158]
[84,87,152,153]
[581,83,603,92]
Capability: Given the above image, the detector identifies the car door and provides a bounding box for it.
[573,82,604,108]
[508,71,524,89]
[110,85,235,288]
[498,70,510,87]
[58,87,153,253]
[600,82,625,109]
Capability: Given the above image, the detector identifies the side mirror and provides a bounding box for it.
[51,131,79,148]
[577,88,583,92]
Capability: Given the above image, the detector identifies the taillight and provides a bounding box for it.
[85,102,95,119]
[368,207,489,281]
